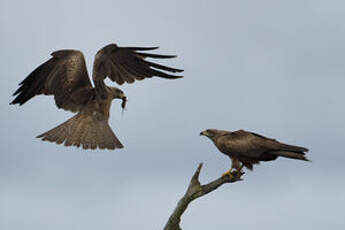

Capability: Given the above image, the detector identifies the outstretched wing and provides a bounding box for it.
[92,43,183,92]
[11,50,93,113]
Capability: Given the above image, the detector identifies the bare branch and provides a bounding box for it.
[163,163,243,230]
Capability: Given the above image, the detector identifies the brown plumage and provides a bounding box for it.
[11,44,183,150]
[200,129,309,175]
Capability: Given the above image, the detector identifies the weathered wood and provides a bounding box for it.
[164,163,243,230]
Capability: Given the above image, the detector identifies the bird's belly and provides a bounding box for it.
[100,100,111,120]
[82,97,112,121]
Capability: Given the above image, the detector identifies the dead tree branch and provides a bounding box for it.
[163,163,243,230]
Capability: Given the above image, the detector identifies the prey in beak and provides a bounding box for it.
[108,87,127,110]
[121,95,127,110]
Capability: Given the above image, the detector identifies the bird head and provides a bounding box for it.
[200,129,229,140]
[107,87,127,109]
[200,129,218,138]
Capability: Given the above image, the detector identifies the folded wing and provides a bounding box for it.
[11,50,93,113]
[231,130,309,160]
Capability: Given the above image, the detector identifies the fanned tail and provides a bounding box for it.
[36,114,123,150]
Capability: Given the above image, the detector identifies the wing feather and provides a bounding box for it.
[224,130,308,158]
[92,43,183,92]
[134,52,177,59]
[121,62,147,80]
[11,50,93,112]
[122,46,159,51]
[140,59,183,73]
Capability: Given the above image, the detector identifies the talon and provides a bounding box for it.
[222,169,233,178]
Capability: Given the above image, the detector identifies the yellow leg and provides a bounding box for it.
[222,167,233,178]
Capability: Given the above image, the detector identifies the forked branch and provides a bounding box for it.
[163,163,243,230]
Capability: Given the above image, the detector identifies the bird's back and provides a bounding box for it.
[214,130,271,158]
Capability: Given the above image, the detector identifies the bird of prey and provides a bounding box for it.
[200,129,309,177]
[11,43,183,150]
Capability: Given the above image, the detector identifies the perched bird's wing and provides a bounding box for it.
[229,130,309,160]
[221,130,269,156]
[248,131,309,160]
[11,50,93,113]
[228,130,295,152]
[92,43,183,93]
[248,131,308,152]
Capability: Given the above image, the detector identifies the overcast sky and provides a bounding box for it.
[1,0,345,229]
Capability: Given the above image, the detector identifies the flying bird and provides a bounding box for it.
[11,43,183,150]
[200,129,309,177]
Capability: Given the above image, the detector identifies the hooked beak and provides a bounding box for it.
[200,131,207,136]
[119,92,126,99]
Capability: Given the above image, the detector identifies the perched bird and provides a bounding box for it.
[11,43,183,150]
[200,129,309,177]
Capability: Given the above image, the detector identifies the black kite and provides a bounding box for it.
[200,129,309,176]
[11,44,183,150]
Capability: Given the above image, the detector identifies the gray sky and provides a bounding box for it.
[1,0,345,229]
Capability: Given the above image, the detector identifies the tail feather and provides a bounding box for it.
[37,116,73,143]
[278,143,309,153]
[37,114,123,150]
[269,150,310,161]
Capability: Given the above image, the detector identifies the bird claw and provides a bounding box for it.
[222,168,244,179]
[222,170,233,179]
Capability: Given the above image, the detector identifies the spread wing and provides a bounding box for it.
[92,43,183,93]
[11,50,94,113]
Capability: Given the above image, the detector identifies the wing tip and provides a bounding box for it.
[125,46,159,51]
[172,75,184,79]
[135,52,178,59]
[153,74,183,80]
[10,97,24,106]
